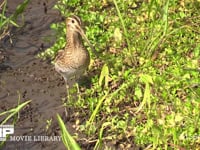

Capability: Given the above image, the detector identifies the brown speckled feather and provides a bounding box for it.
[54,15,90,83]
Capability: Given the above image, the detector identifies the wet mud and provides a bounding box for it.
[0,0,68,149]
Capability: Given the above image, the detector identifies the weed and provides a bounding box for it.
[41,0,200,149]
[0,0,30,40]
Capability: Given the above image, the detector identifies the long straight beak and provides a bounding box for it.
[76,26,97,54]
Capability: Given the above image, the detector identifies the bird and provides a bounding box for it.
[54,15,94,89]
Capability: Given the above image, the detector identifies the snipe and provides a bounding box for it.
[55,15,93,88]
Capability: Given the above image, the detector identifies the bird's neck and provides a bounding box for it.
[66,31,82,50]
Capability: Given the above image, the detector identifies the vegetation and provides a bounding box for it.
[0,0,199,149]
[57,114,81,150]
[0,92,31,148]
[40,0,200,149]
[0,0,30,40]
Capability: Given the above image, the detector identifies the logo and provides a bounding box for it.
[0,125,14,141]
[0,125,61,142]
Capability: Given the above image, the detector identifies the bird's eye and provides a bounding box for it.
[72,20,75,23]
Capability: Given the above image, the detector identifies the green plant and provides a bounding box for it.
[44,0,200,149]
[0,98,31,148]
[57,114,81,150]
[0,0,30,40]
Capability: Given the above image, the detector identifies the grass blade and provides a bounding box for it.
[57,114,81,150]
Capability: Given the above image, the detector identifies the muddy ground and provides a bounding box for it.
[0,0,70,149]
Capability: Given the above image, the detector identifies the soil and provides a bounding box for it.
[0,0,69,149]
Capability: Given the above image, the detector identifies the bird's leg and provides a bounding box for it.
[75,82,81,101]
[63,77,69,118]
[64,77,70,101]
[75,75,81,100]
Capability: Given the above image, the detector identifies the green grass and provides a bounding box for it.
[0,0,30,40]
[41,0,200,149]
[0,92,31,148]
[57,114,81,150]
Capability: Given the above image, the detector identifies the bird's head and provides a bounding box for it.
[66,15,95,51]
[66,15,83,35]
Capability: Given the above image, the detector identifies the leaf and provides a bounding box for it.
[135,86,142,99]
[136,82,151,113]
[99,64,109,88]
[57,114,81,150]
[139,74,153,84]
[113,27,122,42]
[13,0,30,20]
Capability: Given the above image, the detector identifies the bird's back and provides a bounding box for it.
[55,46,90,79]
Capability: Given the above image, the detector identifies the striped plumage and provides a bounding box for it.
[55,15,90,86]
